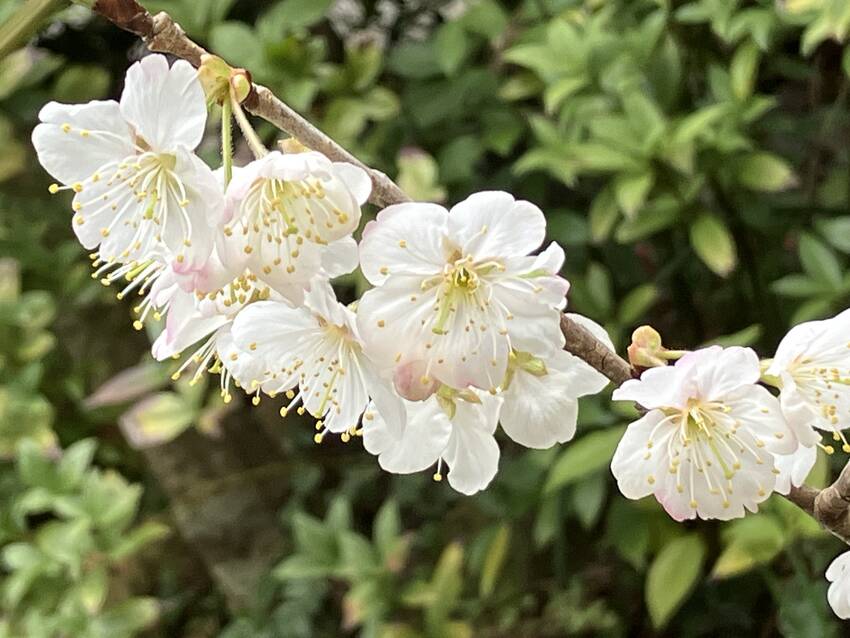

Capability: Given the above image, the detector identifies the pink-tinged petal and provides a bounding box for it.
[358,202,449,285]
[448,191,546,260]
[32,100,135,184]
[120,55,206,151]
[151,293,228,361]
[692,345,760,400]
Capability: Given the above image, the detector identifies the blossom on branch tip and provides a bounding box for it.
[217,150,369,301]
[357,191,569,394]
[33,54,222,269]
[766,308,850,448]
[611,346,797,521]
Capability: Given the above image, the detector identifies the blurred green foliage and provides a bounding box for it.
[1,0,850,635]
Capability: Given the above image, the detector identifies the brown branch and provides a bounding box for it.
[90,0,850,545]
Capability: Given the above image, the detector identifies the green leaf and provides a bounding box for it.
[735,152,796,192]
[589,188,620,243]
[730,41,761,100]
[261,0,333,31]
[53,65,110,102]
[479,524,510,598]
[373,500,401,560]
[799,232,842,289]
[614,172,654,219]
[689,213,737,277]
[815,217,850,253]
[711,516,785,579]
[57,438,96,489]
[90,598,159,636]
[618,284,658,325]
[545,426,626,493]
[435,21,469,76]
[646,534,707,629]
[273,554,334,580]
[771,274,828,298]
[209,22,264,70]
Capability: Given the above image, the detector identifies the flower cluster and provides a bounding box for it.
[33,54,611,496]
[32,52,850,621]
[611,310,850,522]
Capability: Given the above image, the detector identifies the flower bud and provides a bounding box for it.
[230,69,252,104]
[627,325,668,369]
[393,360,439,402]
[198,54,231,104]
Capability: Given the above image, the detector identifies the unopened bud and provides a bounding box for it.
[627,325,668,369]
[198,54,232,104]
[393,360,438,402]
[279,138,311,154]
[230,70,252,103]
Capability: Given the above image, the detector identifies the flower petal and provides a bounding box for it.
[32,100,135,184]
[358,202,448,285]
[610,410,670,500]
[363,397,450,474]
[443,396,502,495]
[448,191,546,260]
[120,55,206,151]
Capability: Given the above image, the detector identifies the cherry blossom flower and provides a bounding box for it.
[33,54,222,270]
[151,254,272,403]
[229,278,402,439]
[611,346,797,521]
[362,392,502,495]
[499,314,612,449]
[357,191,568,394]
[827,551,850,619]
[217,150,369,300]
[766,309,850,449]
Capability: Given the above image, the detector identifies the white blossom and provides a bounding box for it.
[230,278,402,438]
[827,551,850,619]
[362,392,502,495]
[766,309,850,448]
[33,54,222,271]
[357,191,568,394]
[611,346,797,521]
[217,150,369,301]
[499,313,612,449]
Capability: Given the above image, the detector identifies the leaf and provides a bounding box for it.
[209,22,263,71]
[799,232,842,289]
[118,392,196,449]
[435,21,469,76]
[57,438,97,489]
[84,362,178,409]
[373,500,401,560]
[689,213,737,277]
[711,515,785,579]
[771,274,828,298]
[618,284,658,325]
[730,41,760,100]
[645,534,706,629]
[479,524,510,598]
[261,0,333,31]
[545,426,626,493]
[90,598,160,635]
[614,172,654,219]
[735,152,797,192]
[273,554,334,580]
[815,217,850,253]
[589,187,620,243]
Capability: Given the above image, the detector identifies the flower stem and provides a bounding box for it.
[221,99,233,187]
[230,91,267,160]
[0,0,62,60]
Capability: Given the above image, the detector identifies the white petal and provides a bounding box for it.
[724,384,797,455]
[120,55,206,151]
[151,293,227,360]
[448,191,546,259]
[363,397,450,474]
[610,410,670,500]
[692,346,760,399]
[777,373,822,447]
[827,551,850,619]
[216,325,267,391]
[774,442,818,495]
[32,100,135,184]
[321,236,359,279]
[332,161,371,205]
[613,365,684,409]
[358,202,448,285]
[443,395,502,495]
